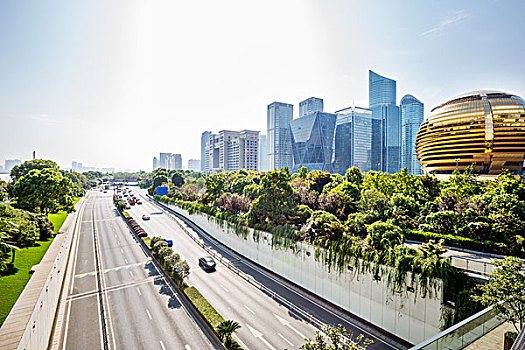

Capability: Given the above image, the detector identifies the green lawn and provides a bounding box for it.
[0,196,82,326]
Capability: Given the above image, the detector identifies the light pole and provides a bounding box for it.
[455,158,460,172]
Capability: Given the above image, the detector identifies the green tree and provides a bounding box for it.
[205,174,226,203]
[12,168,74,214]
[473,257,525,332]
[10,159,59,183]
[302,210,344,240]
[307,170,333,194]
[301,324,372,350]
[171,170,185,187]
[217,320,242,349]
[343,166,364,187]
[0,180,7,201]
[365,221,404,252]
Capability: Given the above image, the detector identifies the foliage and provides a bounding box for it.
[184,286,225,329]
[171,170,185,187]
[0,180,7,202]
[301,324,373,350]
[217,320,242,349]
[10,159,59,183]
[12,168,74,214]
[472,257,525,332]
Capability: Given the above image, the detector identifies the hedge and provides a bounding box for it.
[405,230,506,255]
[183,286,225,329]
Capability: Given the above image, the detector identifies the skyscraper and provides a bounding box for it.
[400,94,424,174]
[268,102,293,170]
[299,97,324,117]
[172,154,182,170]
[290,111,336,172]
[204,130,259,171]
[153,157,159,170]
[258,134,268,171]
[188,159,200,171]
[159,153,171,169]
[369,70,401,173]
[201,131,211,171]
[333,106,372,174]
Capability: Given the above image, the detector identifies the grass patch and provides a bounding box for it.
[141,236,152,249]
[184,286,225,330]
[0,196,82,326]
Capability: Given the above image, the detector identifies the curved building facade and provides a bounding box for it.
[416,91,525,174]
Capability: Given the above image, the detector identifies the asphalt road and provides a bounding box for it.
[61,191,215,350]
[128,189,405,350]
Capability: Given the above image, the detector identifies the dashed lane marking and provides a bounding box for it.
[74,259,151,278]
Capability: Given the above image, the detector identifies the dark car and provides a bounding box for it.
[142,215,150,220]
[198,256,216,271]
[137,201,142,205]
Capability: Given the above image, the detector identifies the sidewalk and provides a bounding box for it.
[464,322,514,350]
[0,198,84,350]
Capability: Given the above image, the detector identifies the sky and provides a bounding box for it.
[1,0,524,171]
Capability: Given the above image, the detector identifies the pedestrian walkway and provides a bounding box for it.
[464,322,514,350]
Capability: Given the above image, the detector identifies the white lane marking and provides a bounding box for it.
[273,313,308,339]
[220,284,229,292]
[129,271,134,277]
[120,248,124,254]
[160,340,166,350]
[243,304,255,315]
[247,324,276,350]
[185,345,191,350]
[146,309,152,320]
[233,335,249,350]
[278,333,294,347]
[117,240,121,245]
[114,234,117,238]
[136,287,142,296]
[124,258,128,264]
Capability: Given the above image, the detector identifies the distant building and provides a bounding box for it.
[290,111,336,172]
[158,153,182,170]
[5,159,21,172]
[153,157,159,170]
[369,70,401,173]
[299,97,324,117]
[159,153,171,169]
[172,154,182,170]
[201,131,211,171]
[333,106,372,174]
[268,102,293,170]
[400,94,424,174]
[188,159,200,171]
[101,168,115,174]
[71,161,82,172]
[258,134,268,171]
[204,130,259,172]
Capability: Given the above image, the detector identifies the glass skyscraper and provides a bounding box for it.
[267,102,294,170]
[333,106,372,174]
[369,70,401,173]
[290,111,336,172]
[299,97,324,117]
[201,131,211,171]
[400,94,424,174]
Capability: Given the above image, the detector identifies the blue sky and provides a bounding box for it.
[1,0,524,171]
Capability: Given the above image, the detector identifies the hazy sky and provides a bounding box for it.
[1,0,524,171]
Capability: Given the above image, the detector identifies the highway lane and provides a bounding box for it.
[61,191,215,350]
[128,189,401,350]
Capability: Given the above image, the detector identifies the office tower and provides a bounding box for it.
[333,106,373,174]
[369,70,401,173]
[188,159,201,171]
[205,130,259,171]
[32,151,36,160]
[299,97,324,117]
[153,157,159,170]
[201,131,211,171]
[268,102,293,170]
[258,134,268,172]
[71,161,82,172]
[159,153,171,169]
[290,111,336,172]
[172,154,182,170]
[400,95,424,174]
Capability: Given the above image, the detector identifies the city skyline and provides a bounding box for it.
[1,1,524,171]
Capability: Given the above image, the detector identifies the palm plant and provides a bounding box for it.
[216,320,241,349]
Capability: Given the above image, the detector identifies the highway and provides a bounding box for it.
[128,188,407,350]
[59,191,216,350]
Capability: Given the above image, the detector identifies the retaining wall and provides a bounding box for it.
[166,203,445,345]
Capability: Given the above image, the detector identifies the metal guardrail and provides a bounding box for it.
[146,195,327,332]
[409,302,506,350]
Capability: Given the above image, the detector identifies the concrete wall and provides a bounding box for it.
[167,203,444,345]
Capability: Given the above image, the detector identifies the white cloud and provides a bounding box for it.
[419,10,471,37]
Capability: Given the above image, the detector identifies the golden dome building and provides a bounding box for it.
[416,91,525,174]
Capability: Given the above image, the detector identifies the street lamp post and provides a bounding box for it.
[455,158,460,172]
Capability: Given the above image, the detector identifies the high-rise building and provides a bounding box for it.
[201,131,211,171]
[188,159,200,171]
[333,106,373,174]
[290,111,336,172]
[369,70,401,173]
[153,157,159,170]
[172,154,183,170]
[204,130,259,172]
[71,161,82,172]
[299,97,324,117]
[400,94,424,174]
[159,153,171,169]
[258,134,268,171]
[268,102,293,170]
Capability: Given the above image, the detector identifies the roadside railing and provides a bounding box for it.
[409,302,506,350]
